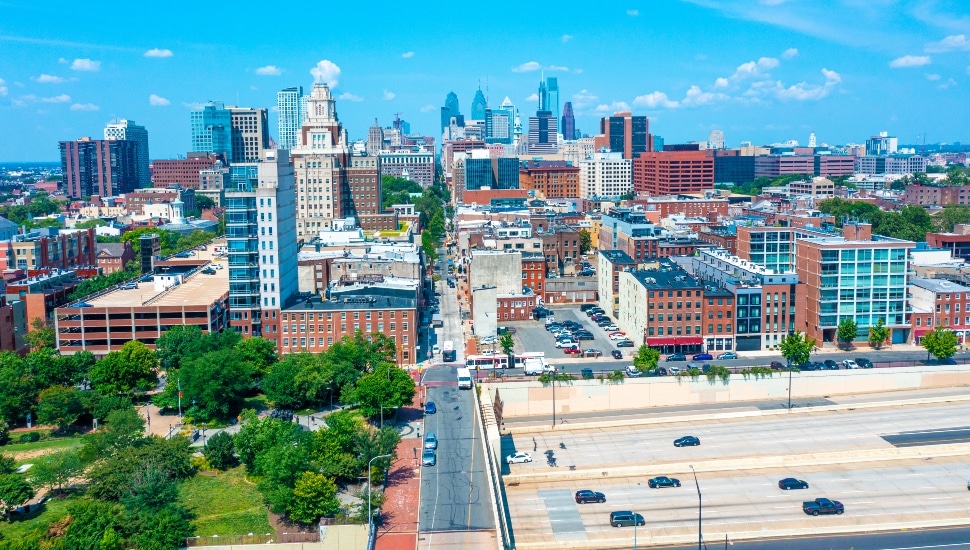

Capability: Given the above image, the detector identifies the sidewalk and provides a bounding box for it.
[375,394,423,550]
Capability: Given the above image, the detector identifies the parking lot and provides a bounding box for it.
[503,305,631,365]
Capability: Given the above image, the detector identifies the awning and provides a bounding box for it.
[913,328,930,338]
[646,337,704,346]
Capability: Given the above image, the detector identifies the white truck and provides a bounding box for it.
[524,357,557,376]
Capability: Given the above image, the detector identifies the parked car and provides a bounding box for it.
[583,349,602,358]
[666,353,686,361]
[556,340,577,348]
[575,490,606,504]
[716,352,738,360]
[578,270,595,276]
[580,304,596,312]
[856,357,874,369]
[580,368,594,379]
[120,282,138,290]
[667,366,682,375]
[424,432,438,450]
[823,359,840,370]
[609,511,645,527]
[616,340,635,348]
[506,452,533,464]
[573,331,594,340]
[424,401,437,414]
[778,478,809,490]
[422,448,437,466]
[770,361,785,370]
[692,353,714,361]
[609,333,627,341]
[648,476,681,488]
[604,324,620,332]
[842,359,859,369]
[673,436,700,447]
[564,347,581,355]
[803,498,844,516]
[612,350,623,359]
[201,267,216,275]
[799,362,818,371]
[546,323,563,332]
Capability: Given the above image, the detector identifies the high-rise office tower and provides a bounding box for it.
[277,86,305,150]
[538,79,548,111]
[60,137,140,198]
[471,89,487,121]
[708,130,725,150]
[546,77,559,122]
[104,119,150,189]
[561,102,576,141]
[597,111,651,159]
[191,102,233,159]
[229,107,270,163]
[485,106,514,144]
[367,119,384,155]
[441,91,461,134]
[527,111,558,154]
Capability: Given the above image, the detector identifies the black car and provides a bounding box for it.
[578,270,595,276]
[574,331,594,340]
[201,267,216,275]
[855,357,874,369]
[778,477,810,490]
[609,511,645,527]
[770,361,785,370]
[575,490,606,503]
[673,436,700,447]
[612,350,623,359]
[666,353,686,362]
[823,359,839,370]
[580,303,595,311]
[648,476,681,488]
[580,368,594,379]
[798,361,816,371]
[546,323,563,331]
[615,340,635,348]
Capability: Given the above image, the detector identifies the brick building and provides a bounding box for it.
[151,153,224,189]
[909,278,970,345]
[903,184,970,207]
[0,228,96,272]
[633,150,714,196]
[519,160,580,199]
[95,242,135,274]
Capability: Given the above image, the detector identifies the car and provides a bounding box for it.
[506,452,533,464]
[612,350,623,359]
[575,490,606,504]
[424,401,437,415]
[174,252,193,258]
[422,448,437,467]
[799,361,818,371]
[580,368,594,379]
[605,324,620,332]
[573,332,594,341]
[586,309,605,317]
[563,320,581,328]
[770,361,786,370]
[583,349,602,358]
[856,357,874,369]
[447,279,455,288]
[667,366,682,375]
[717,352,738,360]
[692,353,714,361]
[119,282,138,290]
[597,320,613,327]
[666,353,686,361]
[578,270,595,276]
[580,304,596,312]
[778,477,809,490]
[648,476,681,488]
[842,359,858,369]
[556,340,577,348]
[803,497,844,516]
[545,323,563,331]
[480,335,497,345]
[673,436,700,447]
[564,347,581,355]
[201,267,216,275]
[625,366,641,377]
[616,340,635,348]
[823,359,839,370]
[609,511,645,527]
[608,334,627,341]
[424,432,438,450]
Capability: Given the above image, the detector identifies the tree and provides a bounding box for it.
[578,229,592,255]
[922,326,959,362]
[89,341,159,395]
[868,318,890,349]
[0,474,33,519]
[288,472,340,524]
[780,331,816,368]
[127,505,193,550]
[263,352,316,410]
[195,195,215,212]
[836,318,858,349]
[236,337,279,377]
[178,349,253,421]
[30,448,84,494]
[81,406,145,460]
[25,318,55,351]
[233,412,304,473]
[632,345,660,373]
[934,204,970,232]
[203,431,237,470]
[61,499,127,548]
[350,363,416,418]
[153,325,204,371]
[36,385,84,432]
[499,333,515,356]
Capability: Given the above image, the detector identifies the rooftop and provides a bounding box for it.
[631,262,701,289]
[599,249,636,264]
[910,277,970,294]
[286,294,415,312]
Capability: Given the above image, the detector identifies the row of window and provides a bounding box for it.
[283,322,406,334]
[916,316,970,327]
[281,310,408,321]
[647,324,733,336]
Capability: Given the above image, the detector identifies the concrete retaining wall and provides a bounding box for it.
[491,365,970,418]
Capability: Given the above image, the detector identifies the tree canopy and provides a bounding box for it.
[780,331,815,367]
[922,326,959,361]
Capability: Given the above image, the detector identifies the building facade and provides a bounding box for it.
[60,138,140,198]
[190,102,233,159]
[229,107,270,163]
[579,152,632,199]
[633,151,714,195]
[519,160,580,199]
[104,119,150,189]
[277,86,305,150]
[596,111,651,160]
[379,150,435,187]
[151,153,224,189]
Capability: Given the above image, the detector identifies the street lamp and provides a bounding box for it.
[689,465,702,550]
[367,453,392,537]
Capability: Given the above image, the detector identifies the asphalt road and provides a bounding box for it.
[650,525,970,550]
[883,426,970,447]
[419,365,495,533]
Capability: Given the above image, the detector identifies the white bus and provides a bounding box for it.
[465,352,546,370]
[456,367,472,389]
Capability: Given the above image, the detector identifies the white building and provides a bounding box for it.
[276,86,306,150]
[579,152,632,199]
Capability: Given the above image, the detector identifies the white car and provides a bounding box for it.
[609,333,627,340]
[667,366,682,375]
[605,324,620,332]
[556,340,577,348]
[842,359,858,369]
[506,452,533,464]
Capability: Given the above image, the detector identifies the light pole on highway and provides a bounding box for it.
[689,465,702,550]
[367,453,392,536]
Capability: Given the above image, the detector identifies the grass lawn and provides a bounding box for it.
[243,395,270,413]
[178,466,272,537]
[3,436,83,458]
[0,493,74,542]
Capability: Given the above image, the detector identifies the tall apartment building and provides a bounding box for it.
[485,106,514,144]
[190,102,233,159]
[519,160,579,198]
[60,138,140,198]
[526,111,558,154]
[277,86,306,150]
[866,132,898,156]
[736,225,834,274]
[578,152,632,199]
[633,150,714,195]
[595,111,651,160]
[104,119,150,189]
[366,119,384,156]
[229,107,270,163]
[151,153,224,189]
[0,228,97,272]
[379,150,435,187]
[224,150,298,337]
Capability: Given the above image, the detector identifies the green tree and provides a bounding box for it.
[195,195,215,212]
[0,353,37,427]
[233,412,303,473]
[934,204,970,232]
[578,229,592,255]
[24,318,55,351]
[235,337,279,377]
[780,331,816,368]
[350,363,416,418]
[75,218,107,229]
[36,385,84,432]
[127,505,193,550]
[868,318,890,349]
[0,474,33,519]
[153,325,204,371]
[178,349,253,421]
[836,318,858,349]
[203,431,237,470]
[81,406,146,460]
[632,345,660,373]
[263,352,316,409]
[922,326,959,362]
[499,333,515,356]
[288,472,340,524]
[61,499,127,548]
[89,341,159,395]
[30,448,84,494]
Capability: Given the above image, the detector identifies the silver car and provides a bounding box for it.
[422,448,437,466]
[424,432,438,450]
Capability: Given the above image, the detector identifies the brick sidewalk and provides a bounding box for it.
[375,439,421,550]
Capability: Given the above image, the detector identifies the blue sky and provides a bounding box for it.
[1,0,968,161]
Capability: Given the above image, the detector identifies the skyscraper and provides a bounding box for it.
[546,77,559,122]
[229,107,270,163]
[277,86,305,150]
[190,102,232,158]
[104,119,150,189]
[60,137,140,198]
[561,102,576,141]
[441,91,461,134]
[471,89,487,121]
[485,106,513,144]
[596,111,651,159]
[367,119,384,155]
[808,132,817,148]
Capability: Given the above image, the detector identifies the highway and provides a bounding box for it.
[653,526,970,549]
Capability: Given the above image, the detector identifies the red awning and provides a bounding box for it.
[913,328,930,338]
[646,337,704,346]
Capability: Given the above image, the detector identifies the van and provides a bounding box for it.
[524,358,545,375]
[609,511,645,527]
[432,344,441,356]
[456,367,472,389]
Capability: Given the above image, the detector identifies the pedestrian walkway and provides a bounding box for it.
[375,394,423,550]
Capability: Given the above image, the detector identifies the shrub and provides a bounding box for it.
[203,431,237,470]
[18,431,41,443]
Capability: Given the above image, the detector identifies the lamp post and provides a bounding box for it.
[551,369,556,428]
[689,465,702,550]
[367,453,392,536]
[785,329,794,411]
[633,510,639,550]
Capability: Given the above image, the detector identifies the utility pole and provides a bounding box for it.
[690,465,702,550]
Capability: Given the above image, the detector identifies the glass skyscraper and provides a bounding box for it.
[191,102,232,158]
[471,89,487,121]
[277,86,305,150]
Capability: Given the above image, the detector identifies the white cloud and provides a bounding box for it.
[144,48,173,58]
[58,58,68,64]
[926,73,941,81]
[512,61,542,73]
[383,90,396,100]
[35,74,66,84]
[255,65,282,76]
[627,9,639,16]
[70,103,99,111]
[70,58,100,71]
[939,78,958,89]
[547,65,569,71]
[758,56,780,69]
[633,91,680,109]
[525,93,539,102]
[0,78,6,97]
[401,51,414,58]
[595,101,631,112]
[713,77,730,89]
[781,48,798,59]
[41,94,70,103]
[149,94,170,106]
[925,34,970,53]
[725,56,780,85]
[573,89,599,103]
[338,92,363,102]
[310,59,340,86]
[889,55,931,68]
[682,85,730,107]
[771,68,841,100]
[419,104,436,113]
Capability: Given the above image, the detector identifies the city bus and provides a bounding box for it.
[442,340,456,362]
[465,352,546,370]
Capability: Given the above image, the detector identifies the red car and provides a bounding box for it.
[563,347,581,354]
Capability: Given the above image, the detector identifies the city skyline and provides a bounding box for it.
[1,0,969,161]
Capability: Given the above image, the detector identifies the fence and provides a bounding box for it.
[186,532,320,547]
